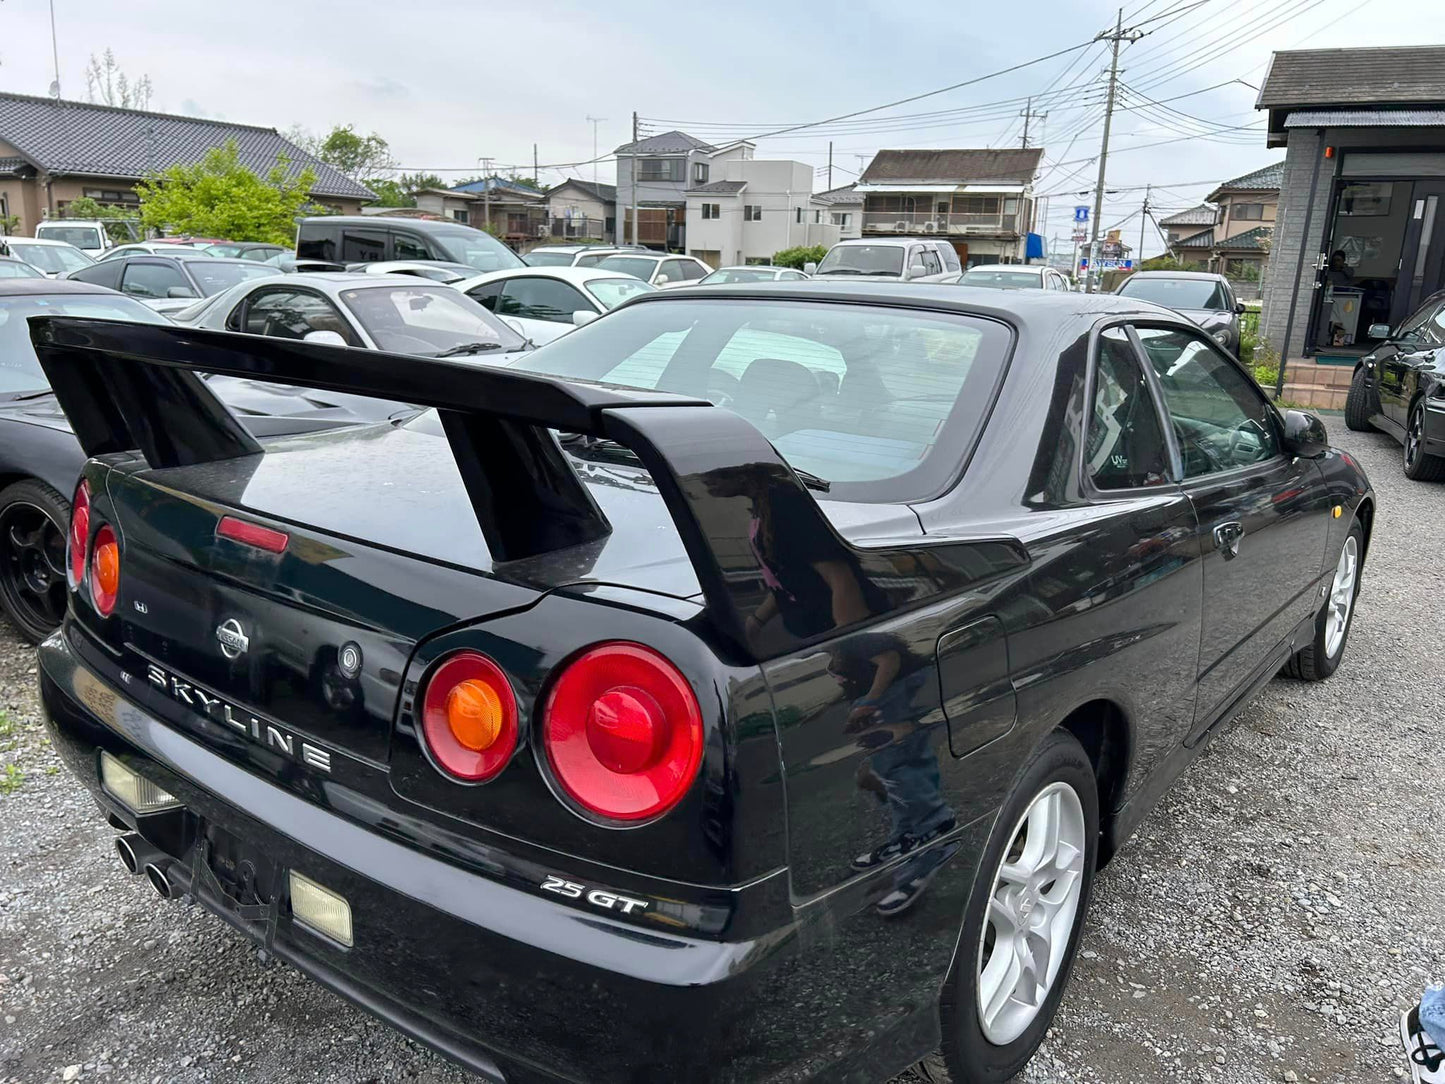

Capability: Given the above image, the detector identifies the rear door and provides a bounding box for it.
[1132,325,1331,741]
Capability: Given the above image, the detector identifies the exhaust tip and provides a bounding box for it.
[115,834,142,875]
[143,862,175,900]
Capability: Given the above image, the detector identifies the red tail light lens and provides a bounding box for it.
[89,524,119,616]
[419,651,518,782]
[217,515,289,553]
[67,482,90,587]
[542,642,703,822]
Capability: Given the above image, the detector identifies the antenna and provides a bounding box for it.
[585,115,606,186]
[48,0,62,98]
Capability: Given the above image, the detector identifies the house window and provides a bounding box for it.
[637,158,684,182]
[450,208,470,224]
[831,212,851,227]
[956,196,1001,215]
[744,205,762,221]
[814,209,821,223]
[1232,203,1265,220]
[744,256,770,265]
[701,203,720,220]
[692,162,709,184]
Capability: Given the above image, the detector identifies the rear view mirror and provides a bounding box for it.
[571,310,598,327]
[302,329,347,346]
[803,261,818,275]
[1368,322,1392,339]
[1281,409,1329,459]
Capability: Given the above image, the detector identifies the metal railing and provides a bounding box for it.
[550,216,608,241]
[862,211,1019,235]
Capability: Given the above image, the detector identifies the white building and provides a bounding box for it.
[614,130,755,251]
[683,159,839,268]
[813,184,864,240]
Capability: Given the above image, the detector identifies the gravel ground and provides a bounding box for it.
[1,419,1439,1084]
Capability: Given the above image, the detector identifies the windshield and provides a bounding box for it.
[595,256,659,280]
[36,225,104,250]
[427,227,525,272]
[583,277,655,310]
[815,245,904,277]
[960,270,1042,290]
[1117,276,1228,310]
[187,261,282,295]
[0,260,43,279]
[523,249,578,267]
[0,294,168,393]
[8,242,94,274]
[339,284,526,355]
[515,298,1010,499]
[701,268,779,284]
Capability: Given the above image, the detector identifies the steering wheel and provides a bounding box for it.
[705,369,740,408]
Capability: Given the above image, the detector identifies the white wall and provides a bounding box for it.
[547,186,609,224]
[684,159,840,265]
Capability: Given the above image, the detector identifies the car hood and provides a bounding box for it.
[1179,308,1233,329]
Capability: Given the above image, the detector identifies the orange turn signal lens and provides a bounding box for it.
[447,679,503,751]
[419,651,518,782]
[90,524,120,616]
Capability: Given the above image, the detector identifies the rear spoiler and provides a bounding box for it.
[31,317,1027,663]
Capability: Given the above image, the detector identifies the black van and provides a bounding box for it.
[295,217,524,274]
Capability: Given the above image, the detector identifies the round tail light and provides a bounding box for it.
[542,642,703,822]
[68,481,90,588]
[419,651,518,781]
[89,523,119,616]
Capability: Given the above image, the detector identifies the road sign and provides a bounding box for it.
[1071,229,1088,242]
[1079,258,1134,272]
[1073,206,1090,224]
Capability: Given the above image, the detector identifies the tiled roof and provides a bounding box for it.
[1215,225,1273,252]
[1284,108,1445,127]
[1175,229,1215,249]
[615,130,716,155]
[861,147,1043,185]
[0,92,374,200]
[1159,203,1216,226]
[0,156,29,176]
[689,179,747,194]
[1210,162,1283,198]
[1259,47,1445,108]
[450,177,544,199]
[548,179,616,203]
[813,183,863,205]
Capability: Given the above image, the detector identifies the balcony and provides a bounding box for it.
[862,211,1019,236]
[550,216,608,241]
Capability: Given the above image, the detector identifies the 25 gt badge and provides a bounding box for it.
[540,875,648,915]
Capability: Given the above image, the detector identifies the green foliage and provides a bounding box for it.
[135,140,316,244]
[0,214,20,235]
[1138,254,1207,272]
[314,124,395,179]
[63,197,140,242]
[0,763,22,795]
[365,173,447,209]
[0,711,13,739]
[772,244,829,270]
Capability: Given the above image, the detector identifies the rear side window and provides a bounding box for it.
[391,232,431,261]
[68,261,123,290]
[239,288,360,345]
[341,227,388,262]
[296,222,340,261]
[1087,329,1171,489]
[466,280,503,311]
[120,261,193,299]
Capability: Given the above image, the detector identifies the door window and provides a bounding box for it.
[238,288,359,344]
[340,228,388,262]
[1134,327,1279,477]
[392,232,431,260]
[659,259,692,284]
[120,261,193,299]
[1087,329,1171,489]
[496,277,589,323]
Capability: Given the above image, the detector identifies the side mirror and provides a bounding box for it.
[803,261,818,275]
[1281,409,1329,459]
[1234,302,1247,315]
[1367,322,1392,340]
[166,286,197,298]
[907,262,928,278]
[302,329,347,346]
[655,274,671,284]
[571,309,598,327]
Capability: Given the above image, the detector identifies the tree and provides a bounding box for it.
[62,196,140,243]
[85,49,153,110]
[135,140,316,244]
[292,124,396,181]
[771,244,829,269]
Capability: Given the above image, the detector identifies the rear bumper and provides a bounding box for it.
[38,628,935,1084]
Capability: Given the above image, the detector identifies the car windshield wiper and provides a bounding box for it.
[819,267,860,274]
[559,433,830,491]
[434,341,503,357]
[5,388,56,402]
[790,467,831,492]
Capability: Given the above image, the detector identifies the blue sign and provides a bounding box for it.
[1073,206,1090,224]
[1080,258,1134,272]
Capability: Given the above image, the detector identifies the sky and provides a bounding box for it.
[2,0,1442,259]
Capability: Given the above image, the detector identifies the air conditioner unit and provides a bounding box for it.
[922,221,938,233]
[894,220,910,232]
[536,223,550,237]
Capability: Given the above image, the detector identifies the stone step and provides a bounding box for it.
[1284,362,1354,387]
[1282,381,1347,409]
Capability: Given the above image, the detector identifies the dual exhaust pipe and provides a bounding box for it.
[115,833,178,900]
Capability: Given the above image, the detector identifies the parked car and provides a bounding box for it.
[353,260,477,283]
[1344,288,1445,481]
[455,265,655,344]
[98,242,216,261]
[0,237,96,278]
[806,237,958,283]
[593,251,712,287]
[960,264,1072,291]
[66,255,283,315]
[522,245,648,268]
[261,252,349,274]
[159,237,229,248]
[296,216,524,274]
[0,256,45,279]
[1114,271,1245,353]
[698,265,810,284]
[175,272,533,362]
[33,219,127,254]
[34,280,1370,1084]
[0,279,405,641]
[929,239,963,276]
[204,242,289,262]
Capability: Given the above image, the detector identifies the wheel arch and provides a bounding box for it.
[1355,495,1375,561]
[1052,697,1132,868]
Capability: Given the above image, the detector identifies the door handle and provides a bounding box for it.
[1212,521,1245,560]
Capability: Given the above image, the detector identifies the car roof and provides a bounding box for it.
[598,252,668,261]
[456,266,645,289]
[299,216,466,231]
[965,264,1045,273]
[710,265,791,272]
[7,236,85,246]
[829,237,918,247]
[1125,270,1226,280]
[0,277,117,296]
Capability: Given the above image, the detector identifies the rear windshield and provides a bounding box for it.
[36,225,103,249]
[960,270,1042,290]
[584,277,654,310]
[515,298,1011,501]
[596,256,659,280]
[524,250,578,266]
[8,242,94,274]
[1117,276,1228,310]
[187,261,282,295]
[701,268,779,284]
[0,294,168,393]
[815,245,904,277]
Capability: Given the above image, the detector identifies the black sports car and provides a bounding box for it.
[1344,288,1445,481]
[0,279,407,642]
[34,283,1371,1084]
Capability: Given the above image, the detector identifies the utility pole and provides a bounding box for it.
[827,141,833,191]
[478,156,494,235]
[1138,183,1150,265]
[1020,98,1047,149]
[1085,8,1143,293]
[585,115,605,186]
[629,111,639,246]
[533,144,539,186]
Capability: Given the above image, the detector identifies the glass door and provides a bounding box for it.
[1393,181,1445,325]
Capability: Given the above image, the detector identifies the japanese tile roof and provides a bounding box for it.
[860,147,1043,185]
[0,156,29,176]
[615,129,716,155]
[1208,162,1284,200]
[813,183,863,205]
[1258,47,1445,108]
[450,177,545,199]
[1175,229,1215,249]
[0,91,374,199]
[1159,203,1217,226]
[547,179,617,203]
[688,179,747,194]
[1284,108,1445,127]
[1214,225,1273,252]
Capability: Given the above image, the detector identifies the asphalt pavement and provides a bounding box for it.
[1,418,1440,1084]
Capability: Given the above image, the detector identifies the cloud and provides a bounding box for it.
[347,76,410,102]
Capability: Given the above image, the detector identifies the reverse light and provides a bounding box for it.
[67,481,90,587]
[100,751,180,813]
[542,642,703,823]
[89,523,119,616]
[419,651,518,781]
[289,870,353,946]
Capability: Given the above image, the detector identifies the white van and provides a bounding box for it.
[34,220,114,255]
[806,237,957,283]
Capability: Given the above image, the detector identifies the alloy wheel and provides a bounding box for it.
[0,501,68,634]
[975,781,1086,1046]
[1406,408,1423,468]
[1324,534,1358,659]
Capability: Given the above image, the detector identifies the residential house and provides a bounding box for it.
[1204,161,1279,279]
[544,179,616,243]
[1158,204,1217,248]
[614,130,754,250]
[1257,45,1445,400]
[0,91,373,236]
[813,184,864,240]
[413,177,547,249]
[684,160,839,267]
[855,147,1043,265]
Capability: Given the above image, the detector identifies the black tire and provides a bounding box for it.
[921,730,1099,1084]
[1402,400,1445,482]
[1343,367,1374,432]
[1283,519,1364,681]
[0,478,71,643]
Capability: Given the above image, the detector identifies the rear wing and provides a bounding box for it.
[31,317,1027,663]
